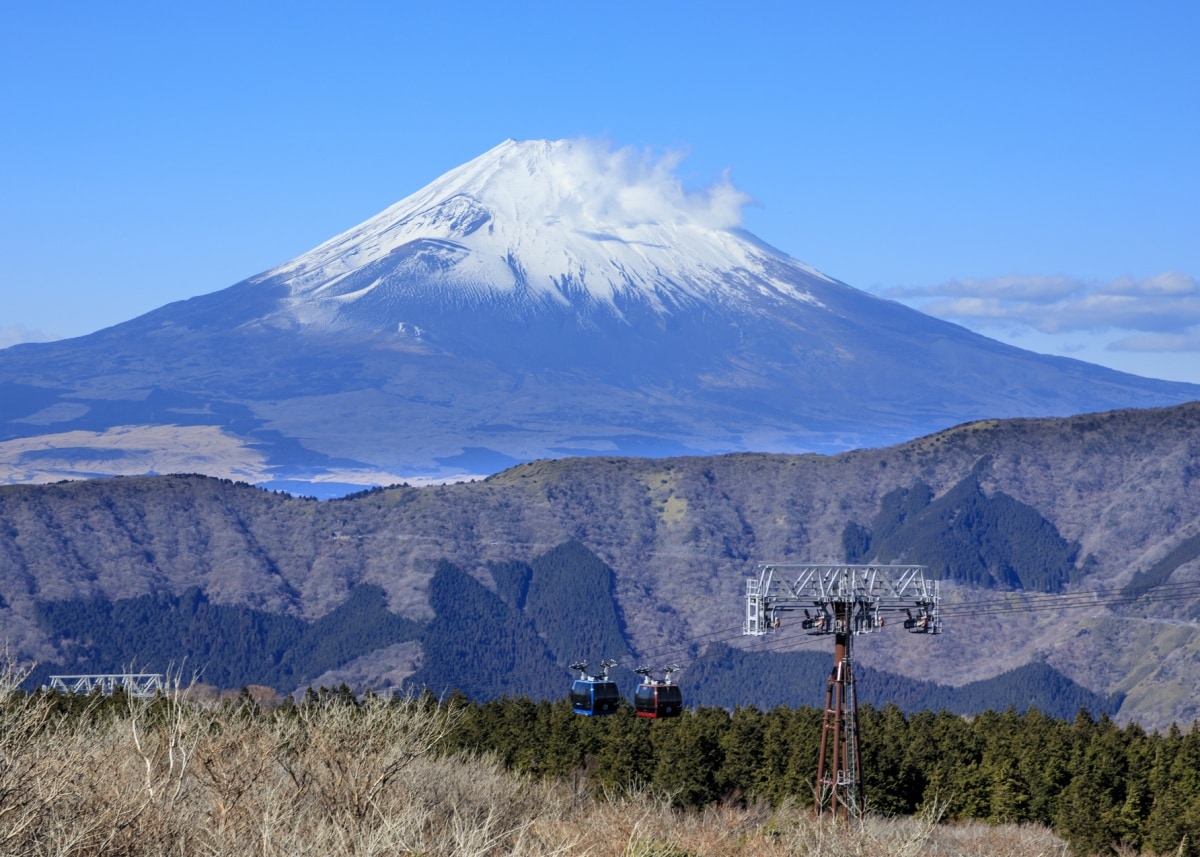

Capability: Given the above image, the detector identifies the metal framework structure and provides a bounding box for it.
[47,674,164,698]
[570,659,618,682]
[744,563,940,820]
[633,664,680,685]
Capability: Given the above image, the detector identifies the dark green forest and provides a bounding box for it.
[30,545,1119,723]
[843,460,1083,592]
[684,643,1120,718]
[30,583,420,692]
[439,695,1200,857]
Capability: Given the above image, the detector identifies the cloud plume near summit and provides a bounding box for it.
[542,138,753,230]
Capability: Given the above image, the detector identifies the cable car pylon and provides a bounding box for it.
[743,563,941,821]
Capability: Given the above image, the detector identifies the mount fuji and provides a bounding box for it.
[2,138,1197,492]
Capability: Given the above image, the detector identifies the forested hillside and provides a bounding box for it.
[2,402,1199,729]
[684,644,1120,718]
[26,547,1117,722]
[843,459,1083,591]
[30,583,419,691]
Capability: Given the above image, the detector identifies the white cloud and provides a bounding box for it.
[1098,271,1197,297]
[883,274,1082,303]
[544,138,754,231]
[0,324,56,349]
[882,272,1200,342]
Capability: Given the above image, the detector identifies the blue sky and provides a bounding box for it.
[2,2,1198,383]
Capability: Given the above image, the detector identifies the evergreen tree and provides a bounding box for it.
[717,706,766,803]
[1054,713,1134,855]
[590,713,653,794]
[860,704,921,816]
[1144,723,1200,857]
[540,697,590,777]
[649,708,727,808]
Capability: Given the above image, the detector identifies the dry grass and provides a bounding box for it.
[0,665,1167,857]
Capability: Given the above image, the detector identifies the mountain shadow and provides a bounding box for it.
[843,458,1082,592]
[684,643,1121,720]
[1121,530,1200,599]
[412,543,633,700]
[524,540,630,667]
[29,583,419,692]
[408,560,561,700]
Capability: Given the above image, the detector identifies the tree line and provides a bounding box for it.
[442,695,1200,857]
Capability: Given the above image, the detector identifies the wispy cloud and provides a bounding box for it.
[0,324,56,349]
[881,272,1200,350]
[1108,331,1200,353]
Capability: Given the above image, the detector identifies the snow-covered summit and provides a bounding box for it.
[261,139,830,330]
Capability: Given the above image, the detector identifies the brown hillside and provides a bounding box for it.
[1,402,1198,729]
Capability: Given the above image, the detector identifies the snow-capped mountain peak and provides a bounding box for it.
[5,138,1200,497]
[262,138,830,330]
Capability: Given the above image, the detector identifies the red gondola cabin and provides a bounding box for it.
[633,680,683,718]
[633,664,683,719]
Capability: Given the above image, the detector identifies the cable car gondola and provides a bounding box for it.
[569,660,621,716]
[633,665,683,719]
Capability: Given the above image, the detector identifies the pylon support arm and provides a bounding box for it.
[744,563,940,636]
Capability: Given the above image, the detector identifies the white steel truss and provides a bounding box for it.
[47,674,164,698]
[744,562,941,637]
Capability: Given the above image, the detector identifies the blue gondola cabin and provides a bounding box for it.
[570,678,622,716]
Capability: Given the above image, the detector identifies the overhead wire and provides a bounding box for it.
[405,570,1200,703]
[936,578,1200,619]
[419,608,935,703]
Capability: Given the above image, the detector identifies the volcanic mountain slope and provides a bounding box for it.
[2,403,1199,729]
[2,138,1198,489]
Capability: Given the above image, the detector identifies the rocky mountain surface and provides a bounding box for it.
[3,402,1198,730]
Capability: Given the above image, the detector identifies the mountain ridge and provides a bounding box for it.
[2,402,1199,730]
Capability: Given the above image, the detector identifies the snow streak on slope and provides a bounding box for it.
[263,139,831,329]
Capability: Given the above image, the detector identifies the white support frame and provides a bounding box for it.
[744,562,940,637]
[47,674,164,698]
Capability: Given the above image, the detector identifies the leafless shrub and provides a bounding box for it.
[0,672,1147,857]
[0,657,145,855]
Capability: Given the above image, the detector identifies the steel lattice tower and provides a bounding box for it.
[744,563,940,820]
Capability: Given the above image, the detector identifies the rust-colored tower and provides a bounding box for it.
[744,563,940,819]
